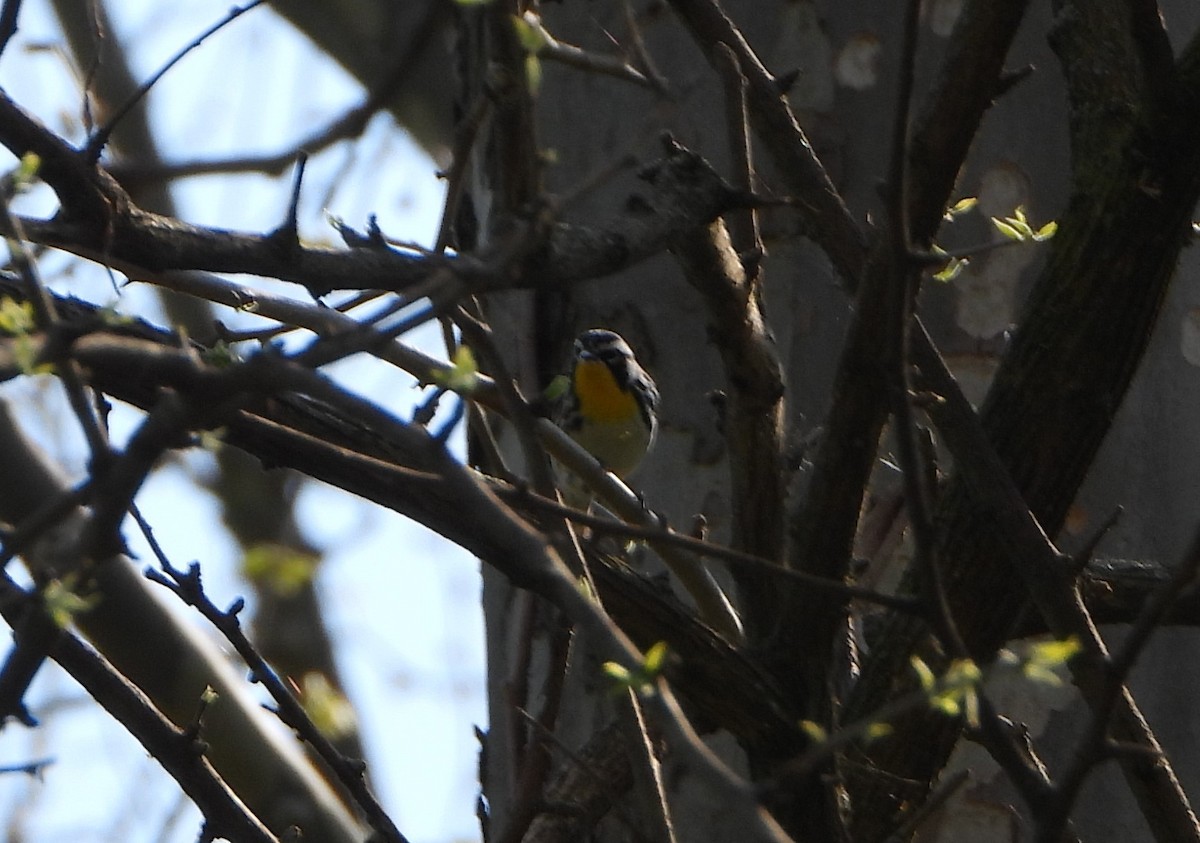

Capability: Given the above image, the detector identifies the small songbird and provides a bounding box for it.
[553,328,659,504]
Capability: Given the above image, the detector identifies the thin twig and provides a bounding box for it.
[84,0,268,161]
[621,689,677,843]
[453,308,552,492]
[510,714,657,842]
[882,770,971,843]
[0,189,110,473]
[0,482,89,569]
[137,516,410,843]
[1038,524,1200,842]
[1068,506,1124,577]
[434,91,493,253]
[266,152,308,253]
[495,618,575,843]
[0,757,53,776]
[0,571,279,841]
[107,0,444,187]
[540,37,653,88]
[621,0,671,94]
[0,0,21,60]
[713,42,762,276]
[883,0,968,659]
[498,479,922,614]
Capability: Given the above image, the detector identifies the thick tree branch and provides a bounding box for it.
[667,0,866,275]
[670,219,785,634]
[0,88,747,298]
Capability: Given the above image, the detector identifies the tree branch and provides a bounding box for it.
[0,573,280,842]
[0,88,749,299]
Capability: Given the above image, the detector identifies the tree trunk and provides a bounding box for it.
[453,1,1200,840]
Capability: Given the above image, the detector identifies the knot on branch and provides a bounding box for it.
[528,136,743,287]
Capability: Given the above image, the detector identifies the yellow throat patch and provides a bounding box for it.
[573,358,639,423]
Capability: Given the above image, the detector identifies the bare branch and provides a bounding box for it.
[0,572,280,842]
[143,551,409,843]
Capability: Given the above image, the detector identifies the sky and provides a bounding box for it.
[0,3,485,842]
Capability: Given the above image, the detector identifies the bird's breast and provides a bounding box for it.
[573,359,640,422]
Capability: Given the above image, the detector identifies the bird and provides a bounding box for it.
[553,328,659,505]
